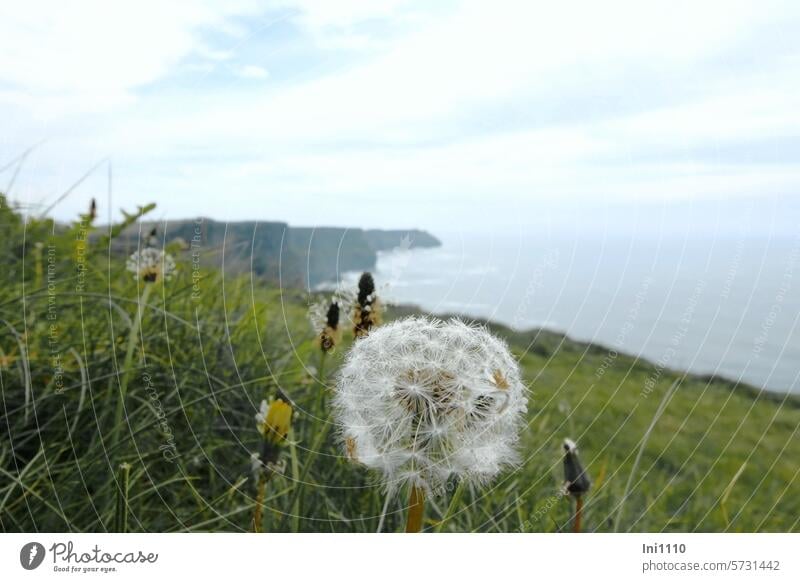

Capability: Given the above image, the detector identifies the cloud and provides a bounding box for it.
[234,64,270,79]
[107,0,796,148]
[1,0,799,230]
[271,0,423,49]
[0,0,261,115]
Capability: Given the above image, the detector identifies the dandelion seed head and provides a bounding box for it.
[126,248,176,283]
[334,316,528,495]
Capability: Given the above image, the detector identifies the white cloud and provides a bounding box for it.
[0,0,261,115]
[272,0,422,49]
[101,0,795,148]
[234,64,270,79]
[1,0,799,230]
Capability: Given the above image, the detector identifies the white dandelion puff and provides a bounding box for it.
[126,248,176,283]
[334,316,528,496]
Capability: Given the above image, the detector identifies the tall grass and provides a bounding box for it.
[1,195,799,532]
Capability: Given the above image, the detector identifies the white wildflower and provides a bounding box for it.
[334,316,528,495]
[126,248,176,283]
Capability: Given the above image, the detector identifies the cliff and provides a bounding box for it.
[114,218,441,287]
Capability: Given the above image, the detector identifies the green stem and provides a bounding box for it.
[280,350,329,530]
[111,283,152,454]
[253,473,267,533]
[435,480,465,532]
[114,462,131,532]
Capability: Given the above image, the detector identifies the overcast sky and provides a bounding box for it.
[1,0,798,235]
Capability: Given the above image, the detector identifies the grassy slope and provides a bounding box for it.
[512,327,800,532]
[388,305,800,532]
[1,202,798,532]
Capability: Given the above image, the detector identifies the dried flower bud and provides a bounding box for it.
[563,438,591,496]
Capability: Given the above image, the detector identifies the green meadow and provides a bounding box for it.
[1,196,798,533]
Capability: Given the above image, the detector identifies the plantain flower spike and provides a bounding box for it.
[353,272,381,338]
[126,248,176,283]
[146,226,159,248]
[309,299,342,352]
[334,316,528,496]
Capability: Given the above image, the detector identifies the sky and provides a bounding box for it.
[1,0,799,235]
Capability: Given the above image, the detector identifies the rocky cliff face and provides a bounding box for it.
[116,219,440,287]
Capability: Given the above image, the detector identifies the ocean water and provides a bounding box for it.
[333,232,800,393]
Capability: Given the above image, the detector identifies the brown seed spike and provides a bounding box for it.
[325,301,340,329]
[353,272,380,338]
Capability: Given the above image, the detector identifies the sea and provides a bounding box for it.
[329,232,800,393]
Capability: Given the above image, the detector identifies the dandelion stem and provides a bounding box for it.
[572,495,583,533]
[112,283,152,453]
[252,472,273,532]
[435,480,465,532]
[405,485,425,533]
